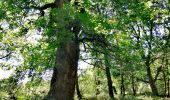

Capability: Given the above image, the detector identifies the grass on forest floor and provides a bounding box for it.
[116,95,170,100]
[79,94,170,100]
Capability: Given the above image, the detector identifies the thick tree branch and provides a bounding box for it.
[39,3,55,10]
[84,42,106,54]
[79,34,109,47]
[150,53,163,64]
[154,66,162,82]
[32,3,55,16]
[136,77,149,83]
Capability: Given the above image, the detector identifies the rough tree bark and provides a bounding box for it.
[47,0,80,99]
[47,40,80,100]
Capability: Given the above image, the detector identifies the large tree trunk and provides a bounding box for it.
[46,0,81,99]
[47,40,80,100]
[145,54,158,96]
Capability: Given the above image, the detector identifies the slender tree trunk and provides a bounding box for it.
[168,78,170,97]
[121,74,125,96]
[76,75,82,100]
[104,53,114,98]
[105,66,114,98]
[163,70,167,97]
[131,74,136,95]
[146,65,158,96]
[113,86,117,94]
[95,75,100,97]
[145,54,158,96]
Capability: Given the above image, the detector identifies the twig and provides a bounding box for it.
[0,52,12,59]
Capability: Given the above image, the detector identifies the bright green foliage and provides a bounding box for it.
[0,0,170,99]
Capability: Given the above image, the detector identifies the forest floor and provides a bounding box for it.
[82,95,170,100]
